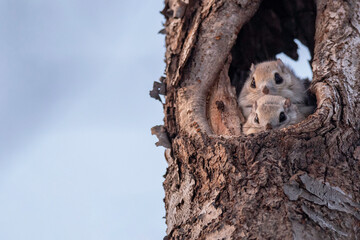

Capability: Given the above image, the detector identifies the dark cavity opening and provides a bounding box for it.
[229,0,316,96]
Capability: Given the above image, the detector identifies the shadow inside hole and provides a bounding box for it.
[229,0,317,96]
[226,0,318,135]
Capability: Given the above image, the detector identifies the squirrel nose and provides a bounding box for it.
[262,86,269,94]
[265,123,272,130]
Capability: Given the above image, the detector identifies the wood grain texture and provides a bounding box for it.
[158,0,360,239]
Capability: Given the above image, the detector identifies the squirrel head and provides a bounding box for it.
[249,95,297,131]
[246,59,295,98]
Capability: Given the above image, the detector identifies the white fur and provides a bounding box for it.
[238,60,308,119]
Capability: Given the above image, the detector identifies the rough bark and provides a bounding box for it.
[155,0,360,239]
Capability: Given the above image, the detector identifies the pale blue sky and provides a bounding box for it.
[0,1,311,240]
[0,0,166,239]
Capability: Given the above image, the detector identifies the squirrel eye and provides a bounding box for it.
[279,112,286,122]
[250,77,256,88]
[274,72,283,84]
[254,114,259,124]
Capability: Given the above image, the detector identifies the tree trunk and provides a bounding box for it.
[154,0,360,239]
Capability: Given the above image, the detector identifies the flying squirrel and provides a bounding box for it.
[238,59,314,119]
[243,95,304,135]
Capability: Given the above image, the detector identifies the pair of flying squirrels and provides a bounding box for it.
[238,59,315,135]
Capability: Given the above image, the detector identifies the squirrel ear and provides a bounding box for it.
[254,100,258,110]
[250,63,255,72]
[276,59,285,70]
[284,98,291,108]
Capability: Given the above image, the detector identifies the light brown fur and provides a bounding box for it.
[238,59,308,119]
[243,95,304,135]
